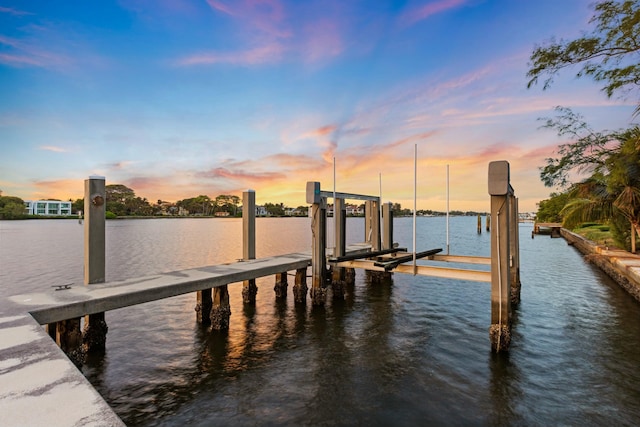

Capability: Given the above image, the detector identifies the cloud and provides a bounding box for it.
[38,145,67,153]
[399,0,467,27]
[198,167,286,182]
[0,34,72,70]
[0,6,32,16]
[176,43,285,66]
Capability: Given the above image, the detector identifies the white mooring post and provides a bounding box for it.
[82,175,108,356]
[488,161,514,352]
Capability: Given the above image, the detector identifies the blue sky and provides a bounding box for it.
[0,0,636,211]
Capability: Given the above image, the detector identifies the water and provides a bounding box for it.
[1,217,640,426]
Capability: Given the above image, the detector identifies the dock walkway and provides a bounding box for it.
[0,251,315,426]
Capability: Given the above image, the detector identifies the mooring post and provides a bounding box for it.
[477,214,482,234]
[210,285,231,330]
[486,214,491,232]
[82,175,107,355]
[307,182,327,306]
[331,197,347,299]
[488,161,512,352]
[241,189,258,304]
[510,196,521,306]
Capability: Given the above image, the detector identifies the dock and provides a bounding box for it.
[1,161,522,425]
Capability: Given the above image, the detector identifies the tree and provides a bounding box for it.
[559,128,640,251]
[0,195,26,219]
[105,184,152,216]
[528,0,640,113]
[264,202,284,216]
[536,191,571,222]
[538,107,620,188]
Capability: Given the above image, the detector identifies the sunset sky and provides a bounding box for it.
[0,0,637,212]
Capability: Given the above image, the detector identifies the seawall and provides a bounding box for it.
[560,228,640,302]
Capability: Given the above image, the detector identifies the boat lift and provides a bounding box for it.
[306,160,520,352]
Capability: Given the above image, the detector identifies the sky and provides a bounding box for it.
[0,0,637,212]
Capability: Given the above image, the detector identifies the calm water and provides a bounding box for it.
[1,217,640,426]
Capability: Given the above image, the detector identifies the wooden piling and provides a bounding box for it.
[488,161,513,352]
[211,285,231,330]
[195,288,212,324]
[331,198,347,299]
[82,176,107,355]
[477,214,482,234]
[293,267,308,303]
[274,272,288,298]
[486,214,491,232]
[57,318,83,366]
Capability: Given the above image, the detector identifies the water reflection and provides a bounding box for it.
[4,218,640,426]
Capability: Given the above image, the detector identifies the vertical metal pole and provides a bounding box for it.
[446,164,450,255]
[413,144,417,274]
[242,190,257,303]
[82,176,107,355]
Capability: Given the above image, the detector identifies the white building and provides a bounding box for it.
[24,200,73,216]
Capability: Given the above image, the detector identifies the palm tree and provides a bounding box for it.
[561,128,640,252]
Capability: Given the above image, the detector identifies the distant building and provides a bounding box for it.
[24,200,73,216]
[256,206,268,216]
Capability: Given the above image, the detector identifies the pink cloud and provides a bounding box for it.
[400,0,467,27]
[301,19,344,63]
[176,43,285,66]
[38,145,67,153]
[0,35,72,70]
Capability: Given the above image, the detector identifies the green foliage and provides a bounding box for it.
[105,211,118,219]
[105,184,152,216]
[528,0,640,114]
[610,211,632,250]
[536,191,570,222]
[0,195,26,219]
[263,202,285,216]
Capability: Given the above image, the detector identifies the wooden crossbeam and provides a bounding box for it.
[374,248,442,271]
[328,247,407,263]
[335,259,490,282]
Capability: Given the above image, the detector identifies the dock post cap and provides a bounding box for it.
[88,175,106,180]
[488,161,510,196]
[306,181,322,204]
[244,189,255,193]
